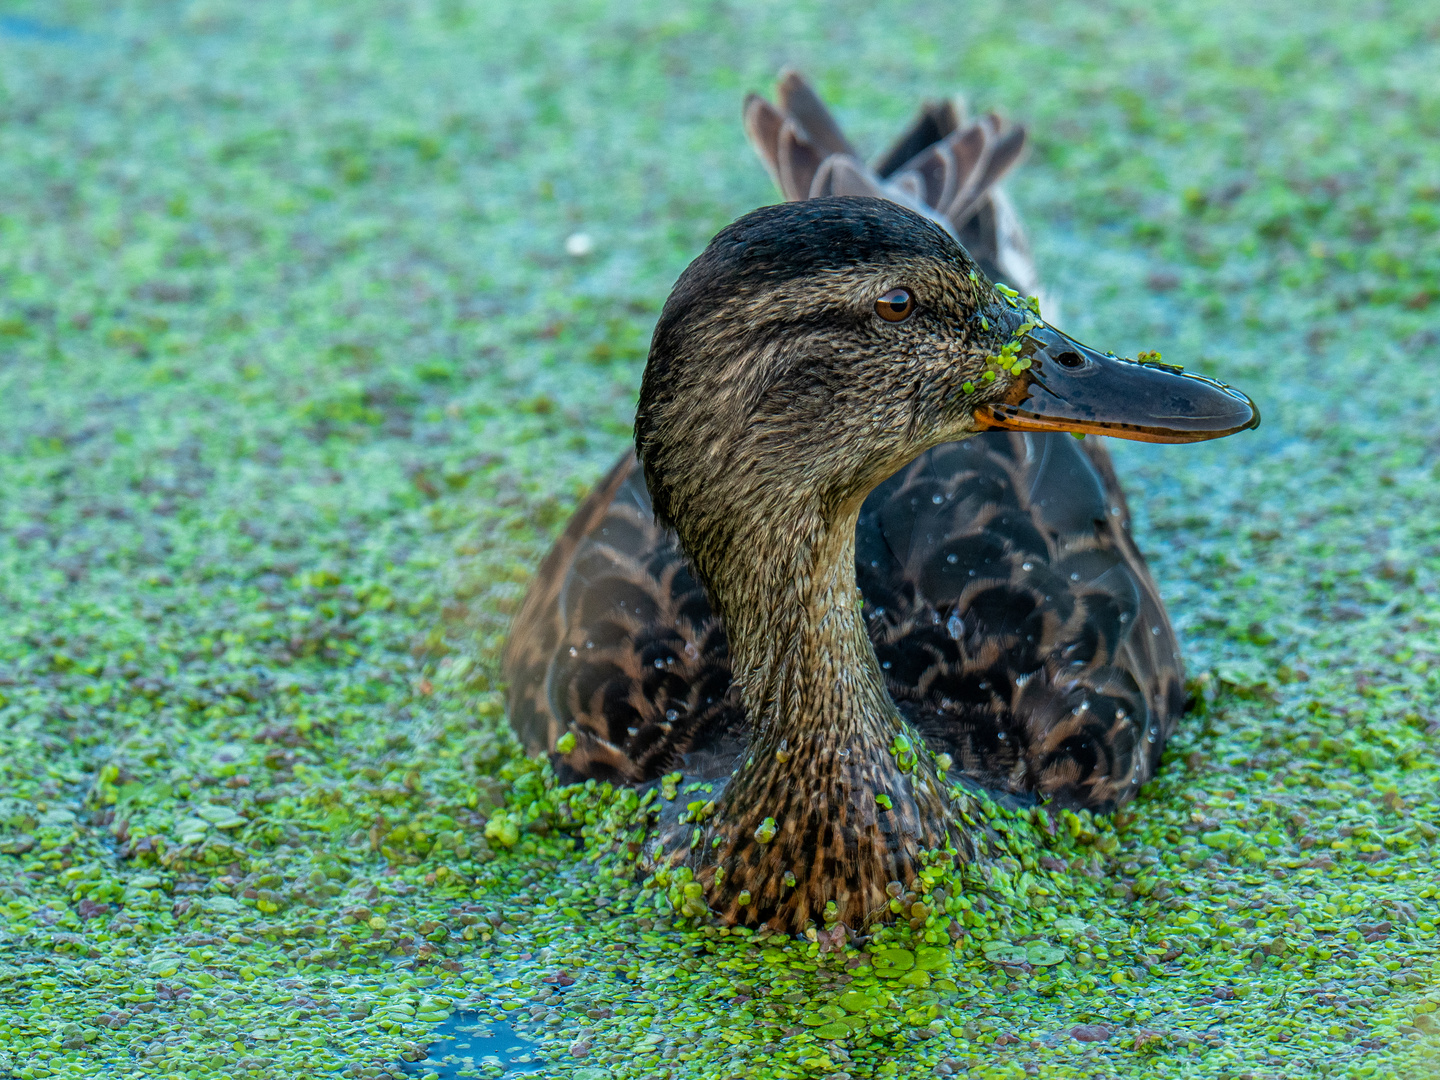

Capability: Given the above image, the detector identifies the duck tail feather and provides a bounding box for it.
[874,96,966,179]
[775,120,826,202]
[946,122,1028,228]
[934,121,998,226]
[776,69,857,159]
[809,154,887,200]
[742,92,786,190]
[888,120,983,216]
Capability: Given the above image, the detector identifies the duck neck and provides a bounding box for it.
[719,504,888,749]
[665,498,966,932]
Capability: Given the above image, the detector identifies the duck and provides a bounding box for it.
[502,80,1259,933]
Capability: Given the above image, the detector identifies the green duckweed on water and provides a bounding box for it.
[1,0,1439,1077]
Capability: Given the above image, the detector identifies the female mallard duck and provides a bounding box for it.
[502,84,1258,933]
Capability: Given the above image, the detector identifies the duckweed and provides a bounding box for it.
[3,1,1440,1079]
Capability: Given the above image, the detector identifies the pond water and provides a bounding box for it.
[0,15,78,40]
[397,1014,544,1078]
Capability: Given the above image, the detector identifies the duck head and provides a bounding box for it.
[638,198,1254,623]
[635,197,1255,931]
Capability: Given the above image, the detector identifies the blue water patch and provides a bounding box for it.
[398,1013,544,1077]
[0,14,78,40]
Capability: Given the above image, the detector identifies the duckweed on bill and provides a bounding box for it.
[2,1,1440,1079]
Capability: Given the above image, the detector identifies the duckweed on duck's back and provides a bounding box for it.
[2,1,1440,1079]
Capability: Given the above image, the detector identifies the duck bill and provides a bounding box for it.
[974,325,1259,444]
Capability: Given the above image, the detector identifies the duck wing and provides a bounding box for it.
[857,432,1184,812]
[503,453,744,784]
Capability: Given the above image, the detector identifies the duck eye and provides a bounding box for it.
[875,288,915,323]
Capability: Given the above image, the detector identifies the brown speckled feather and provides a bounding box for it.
[501,453,640,758]
[505,74,1186,819]
[858,433,1183,811]
[505,456,745,783]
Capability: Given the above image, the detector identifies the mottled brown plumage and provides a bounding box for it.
[502,79,1258,932]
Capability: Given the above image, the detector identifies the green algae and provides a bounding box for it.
[1,0,1440,1078]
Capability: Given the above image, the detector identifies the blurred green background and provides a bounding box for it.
[1,1,1438,1078]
